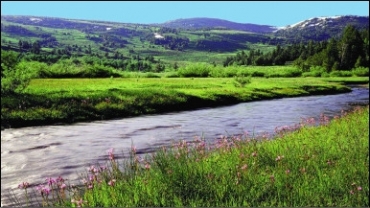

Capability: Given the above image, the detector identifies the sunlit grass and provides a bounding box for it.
[1,77,356,128]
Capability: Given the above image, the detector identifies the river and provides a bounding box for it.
[1,86,368,207]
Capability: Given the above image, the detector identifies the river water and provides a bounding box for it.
[1,86,368,206]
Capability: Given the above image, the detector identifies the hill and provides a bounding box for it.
[275,15,369,41]
[153,17,277,33]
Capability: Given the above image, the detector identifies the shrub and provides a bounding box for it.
[234,75,252,87]
[1,61,47,94]
[177,63,212,77]
[142,72,161,78]
[330,70,353,77]
[352,67,369,77]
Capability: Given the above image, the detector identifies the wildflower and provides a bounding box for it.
[145,163,151,170]
[350,190,354,195]
[241,164,248,170]
[300,168,306,173]
[18,182,30,189]
[108,179,116,186]
[357,186,362,191]
[88,184,93,189]
[251,152,257,157]
[56,176,64,183]
[285,169,290,174]
[36,185,51,196]
[108,148,114,160]
[131,146,137,153]
[71,198,87,207]
[82,178,88,184]
[89,174,96,182]
[275,155,284,161]
[237,171,241,178]
[45,177,56,186]
[59,183,67,190]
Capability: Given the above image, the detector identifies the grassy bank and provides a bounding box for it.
[2,77,367,129]
[17,106,369,207]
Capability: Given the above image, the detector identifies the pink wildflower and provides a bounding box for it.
[46,177,56,186]
[357,186,362,191]
[275,155,284,161]
[18,182,30,189]
[36,185,50,196]
[145,163,151,170]
[108,179,116,186]
[108,148,114,160]
[241,164,248,170]
[59,183,67,190]
[285,169,290,174]
[56,176,64,183]
[131,146,137,154]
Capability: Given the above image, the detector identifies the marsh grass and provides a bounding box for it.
[16,106,369,207]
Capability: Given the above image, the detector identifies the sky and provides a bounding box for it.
[1,1,369,27]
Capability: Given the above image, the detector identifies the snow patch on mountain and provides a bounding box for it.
[278,15,344,31]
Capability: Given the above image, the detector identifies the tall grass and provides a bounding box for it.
[16,106,369,207]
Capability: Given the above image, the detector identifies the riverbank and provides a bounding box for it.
[1,77,368,129]
[15,106,369,207]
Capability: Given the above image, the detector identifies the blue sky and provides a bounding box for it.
[1,1,369,27]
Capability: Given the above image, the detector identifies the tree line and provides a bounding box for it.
[223,25,369,71]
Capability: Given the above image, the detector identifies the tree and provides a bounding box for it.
[31,41,41,54]
[1,50,19,77]
[338,25,363,70]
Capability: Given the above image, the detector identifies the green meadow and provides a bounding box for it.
[3,75,364,128]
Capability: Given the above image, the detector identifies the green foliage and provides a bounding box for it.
[1,61,47,94]
[1,50,20,77]
[352,67,369,77]
[233,75,252,87]
[330,70,353,77]
[177,63,213,77]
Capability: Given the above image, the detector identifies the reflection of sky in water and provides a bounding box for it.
[1,87,368,206]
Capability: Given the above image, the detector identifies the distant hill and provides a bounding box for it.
[152,17,277,33]
[274,15,369,41]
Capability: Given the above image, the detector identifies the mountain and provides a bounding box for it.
[274,15,369,41]
[153,17,277,33]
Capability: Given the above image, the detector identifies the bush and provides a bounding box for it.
[164,72,180,78]
[302,71,322,77]
[330,70,353,77]
[1,61,47,94]
[251,71,265,77]
[352,67,369,77]
[234,75,252,87]
[177,63,212,77]
[142,72,161,78]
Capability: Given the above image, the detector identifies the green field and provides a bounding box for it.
[3,76,367,129]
